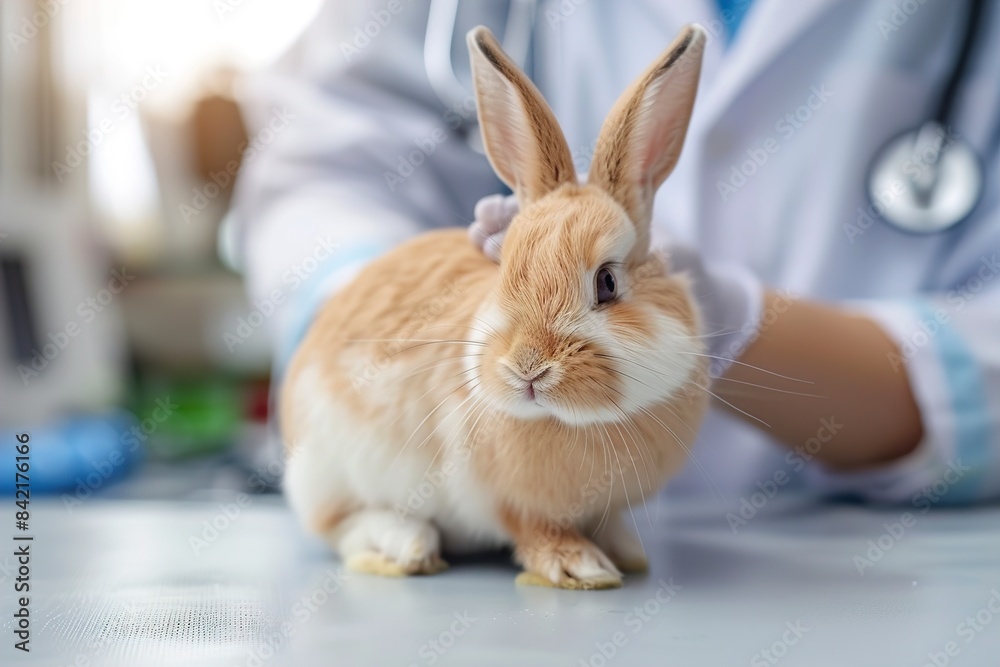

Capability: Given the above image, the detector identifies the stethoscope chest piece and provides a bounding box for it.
[868,123,982,234]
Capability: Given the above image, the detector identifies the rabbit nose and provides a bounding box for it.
[499,357,551,386]
[517,366,550,384]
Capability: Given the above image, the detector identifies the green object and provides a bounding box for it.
[132,379,243,459]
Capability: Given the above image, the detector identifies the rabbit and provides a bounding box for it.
[280,23,709,590]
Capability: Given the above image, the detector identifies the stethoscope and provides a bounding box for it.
[425,0,987,235]
[424,0,537,154]
[867,0,986,234]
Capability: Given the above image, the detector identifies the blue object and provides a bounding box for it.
[279,243,387,372]
[913,300,992,503]
[2,411,144,497]
[716,0,754,42]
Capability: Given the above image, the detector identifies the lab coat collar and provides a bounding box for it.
[637,0,842,129]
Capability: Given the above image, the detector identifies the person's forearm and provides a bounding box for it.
[715,291,923,470]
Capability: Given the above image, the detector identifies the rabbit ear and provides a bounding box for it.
[588,25,706,252]
[467,26,575,205]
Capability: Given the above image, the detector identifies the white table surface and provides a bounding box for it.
[3,495,999,667]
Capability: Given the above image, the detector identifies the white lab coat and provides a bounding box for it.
[233,0,1000,508]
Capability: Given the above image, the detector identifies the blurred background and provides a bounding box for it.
[0,0,324,500]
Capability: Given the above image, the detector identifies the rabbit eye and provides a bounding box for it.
[595,267,617,305]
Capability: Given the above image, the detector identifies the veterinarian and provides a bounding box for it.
[232,0,1000,505]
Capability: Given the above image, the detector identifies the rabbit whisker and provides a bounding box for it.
[675,351,814,384]
[389,375,479,471]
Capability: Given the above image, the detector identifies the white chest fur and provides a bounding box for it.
[283,368,508,552]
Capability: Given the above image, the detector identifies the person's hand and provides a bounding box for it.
[469,193,518,263]
[469,193,764,377]
[661,243,765,377]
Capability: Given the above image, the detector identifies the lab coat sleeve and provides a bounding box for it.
[230,0,500,364]
[806,253,1000,506]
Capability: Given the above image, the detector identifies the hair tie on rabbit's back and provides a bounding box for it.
[280,24,710,590]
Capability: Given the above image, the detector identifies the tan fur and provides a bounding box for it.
[590,25,706,259]
[346,551,448,578]
[281,24,709,589]
[468,28,575,203]
[310,503,358,536]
